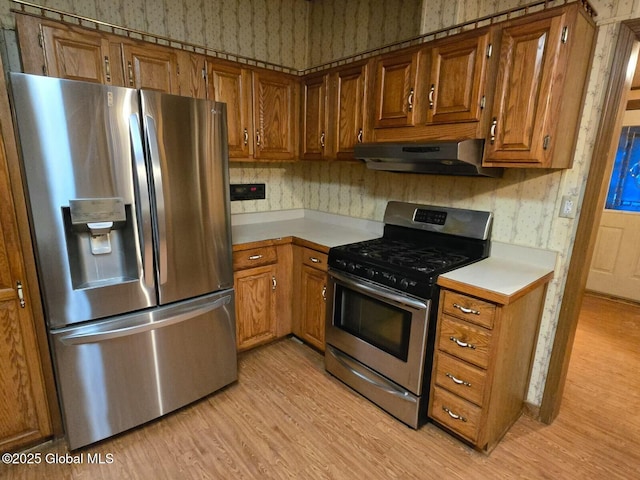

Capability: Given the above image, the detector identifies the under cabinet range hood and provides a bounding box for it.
[354,139,503,177]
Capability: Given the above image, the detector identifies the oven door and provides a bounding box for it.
[325,270,430,395]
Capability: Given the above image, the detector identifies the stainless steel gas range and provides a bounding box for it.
[324,201,493,428]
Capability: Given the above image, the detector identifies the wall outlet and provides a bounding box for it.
[559,195,577,218]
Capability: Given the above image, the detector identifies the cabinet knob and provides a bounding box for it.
[104,56,111,83]
[16,281,26,308]
[490,117,498,144]
[127,61,134,87]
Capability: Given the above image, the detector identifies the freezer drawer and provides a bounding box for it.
[50,289,237,450]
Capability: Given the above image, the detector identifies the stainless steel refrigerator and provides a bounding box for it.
[10,73,237,450]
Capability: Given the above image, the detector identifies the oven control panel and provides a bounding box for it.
[413,209,447,226]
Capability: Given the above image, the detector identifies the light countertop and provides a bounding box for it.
[437,242,557,304]
[232,209,383,248]
[231,209,556,304]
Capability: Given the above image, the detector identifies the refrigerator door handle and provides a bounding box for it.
[144,114,168,285]
[58,294,232,345]
[129,114,155,289]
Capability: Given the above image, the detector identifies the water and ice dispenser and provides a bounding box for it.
[63,197,139,289]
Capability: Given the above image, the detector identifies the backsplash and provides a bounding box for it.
[230,161,562,248]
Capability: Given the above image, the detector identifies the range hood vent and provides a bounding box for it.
[354,140,503,177]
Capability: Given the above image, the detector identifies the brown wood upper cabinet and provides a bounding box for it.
[301,61,370,161]
[121,42,179,94]
[483,4,595,168]
[302,73,330,160]
[330,61,370,160]
[425,28,494,125]
[252,70,299,160]
[374,48,422,128]
[16,15,123,85]
[207,60,254,159]
[176,53,254,159]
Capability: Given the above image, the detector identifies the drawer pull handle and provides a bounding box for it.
[446,373,471,387]
[309,257,321,263]
[442,406,467,422]
[322,285,327,301]
[453,303,480,315]
[450,336,476,349]
[248,254,263,260]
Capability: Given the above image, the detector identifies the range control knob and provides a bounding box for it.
[399,278,410,290]
[336,259,347,268]
[366,268,376,279]
[389,275,397,285]
[347,262,356,273]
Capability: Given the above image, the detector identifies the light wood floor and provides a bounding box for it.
[2,294,639,479]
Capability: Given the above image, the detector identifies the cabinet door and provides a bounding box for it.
[0,123,52,451]
[374,50,420,128]
[177,52,207,99]
[209,61,254,158]
[332,62,368,160]
[252,70,298,160]
[484,14,566,164]
[122,43,179,94]
[302,74,328,160]
[300,265,327,351]
[234,265,277,351]
[427,30,491,124]
[40,24,113,84]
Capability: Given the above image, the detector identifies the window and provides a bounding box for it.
[606,126,640,212]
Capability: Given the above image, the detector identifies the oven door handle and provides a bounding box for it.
[329,270,428,311]
[327,346,418,403]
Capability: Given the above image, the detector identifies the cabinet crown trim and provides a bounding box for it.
[11,0,595,77]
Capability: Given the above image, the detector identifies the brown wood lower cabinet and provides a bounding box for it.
[0,56,53,451]
[293,245,328,351]
[428,285,548,452]
[234,240,328,353]
[233,242,292,352]
[233,246,279,352]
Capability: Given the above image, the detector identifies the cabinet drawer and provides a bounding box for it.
[433,352,487,407]
[233,246,277,270]
[430,386,482,443]
[301,247,328,272]
[437,315,492,369]
[442,290,496,329]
